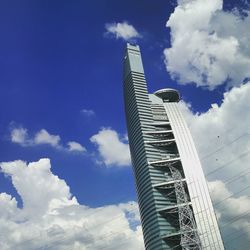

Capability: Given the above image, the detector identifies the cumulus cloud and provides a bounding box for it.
[180,83,250,182]
[105,21,141,41]
[0,159,143,250]
[164,0,250,89]
[10,127,29,146]
[90,128,131,167]
[179,83,250,246]
[209,180,250,242]
[80,109,95,117]
[34,129,61,148]
[67,141,86,153]
[10,127,86,154]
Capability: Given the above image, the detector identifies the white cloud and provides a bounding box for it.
[34,129,61,148]
[90,128,131,167]
[164,0,250,89]
[0,159,75,219]
[9,127,87,154]
[179,82,250,245]
[67,141,86,153]
[80,109,95,117]
[10,127,29,145]
[0,159,143,250]
[179,83,250,183]
[105,22,141,41]
[208,180,250,239]
[0,193,18,219]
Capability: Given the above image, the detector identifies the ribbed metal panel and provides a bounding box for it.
[164,103,225,249]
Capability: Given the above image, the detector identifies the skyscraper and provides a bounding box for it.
[123,43,225,250]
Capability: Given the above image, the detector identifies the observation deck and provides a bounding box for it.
[154,88,180,103]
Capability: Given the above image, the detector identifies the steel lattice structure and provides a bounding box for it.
[169,166,202,250]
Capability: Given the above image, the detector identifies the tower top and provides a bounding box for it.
[126,43,140,51]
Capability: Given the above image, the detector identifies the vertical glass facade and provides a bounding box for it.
[123,44,225,250]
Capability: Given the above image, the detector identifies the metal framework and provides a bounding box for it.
[169,166,202,250]
[148,105,202,250]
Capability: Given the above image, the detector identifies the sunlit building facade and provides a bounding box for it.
[123,43,225,250]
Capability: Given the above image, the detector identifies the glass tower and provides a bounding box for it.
[123,43,225,250]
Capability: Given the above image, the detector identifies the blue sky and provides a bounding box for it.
[0,0,250,249]
[0,0,216,206]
